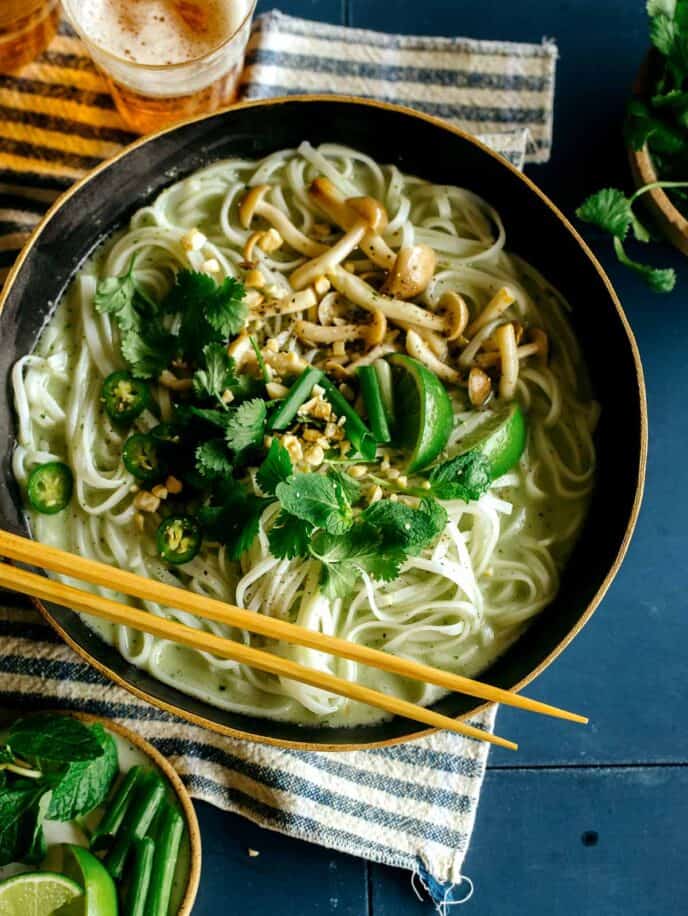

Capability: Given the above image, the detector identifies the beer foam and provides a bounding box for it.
[72,0,251,66]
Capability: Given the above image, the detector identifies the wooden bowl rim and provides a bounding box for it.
[628,142,688,235]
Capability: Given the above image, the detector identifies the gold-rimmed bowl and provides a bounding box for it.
[0,97,647,751]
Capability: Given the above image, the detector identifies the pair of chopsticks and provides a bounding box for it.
[0,529,587,750]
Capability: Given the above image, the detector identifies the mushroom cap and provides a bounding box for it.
[239,185,270,229]
[382,244,437,300]
[468,366,493,407]
[347,196,389,233]
[359,308,387,347]
[309,177,351,226]
[438,290,469,341]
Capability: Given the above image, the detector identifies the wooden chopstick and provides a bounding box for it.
[0,529,587,726]
[0,560,517,750]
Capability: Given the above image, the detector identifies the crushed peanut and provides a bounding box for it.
[221,389,235,404]
[303,444,325,467]
[281,434,303,463]
[386,467,401,480]
[265,338,280,353]
[302,428,322,442]
[201,258,220,273]
[421,480,432,491]
[332,340,347,357]
[134,491,160,513]
[367,484,383,505]
[181,227,206,252]
[166,476,183,495]
[151,484,168,500]
[397,475,408,489]
[134,512,145,532]
[348,465,367,479]
[266,381,289,399]
[245,268,265,289]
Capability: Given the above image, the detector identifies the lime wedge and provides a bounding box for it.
[52,846,118,916]
[453,402,527,478]
[0,872,82,915]
[387,354,453,473]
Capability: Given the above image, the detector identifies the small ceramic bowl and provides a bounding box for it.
[628,52,688,255]
[0,711,201,916]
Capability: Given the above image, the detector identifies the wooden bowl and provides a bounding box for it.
[0,711,201,916]
[0,97,647,750]
[628,53,688,254]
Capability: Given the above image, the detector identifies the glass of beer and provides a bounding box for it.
[0,0,60,72]
[62,0,257,134]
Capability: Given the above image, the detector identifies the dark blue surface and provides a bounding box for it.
[193,0,688,912]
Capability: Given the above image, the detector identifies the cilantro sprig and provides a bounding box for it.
[576,1,688,291]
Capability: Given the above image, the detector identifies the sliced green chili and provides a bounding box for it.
[123,433,164,482]
[357,366,391,443]
[269,366,324,430]
[27,462,73,514]
[156,515,202,565]
[102,371,151,425]
[319,377,377,460]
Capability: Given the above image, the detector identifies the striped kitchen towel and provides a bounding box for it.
[0,9,555,907]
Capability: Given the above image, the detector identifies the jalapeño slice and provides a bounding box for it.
[27,461,73,514]
[156,515,202,565]
[102,371,151,425]
[123,433,164,482]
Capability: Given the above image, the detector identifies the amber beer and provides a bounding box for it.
[63,0,256,134]
[0,0,60,72]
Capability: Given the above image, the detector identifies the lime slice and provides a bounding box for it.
[0,872,82,915]
[453,402,527,478]
[52,846,118,916]
[387,354,453,473]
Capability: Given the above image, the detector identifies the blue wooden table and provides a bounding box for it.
[193,1,688,912]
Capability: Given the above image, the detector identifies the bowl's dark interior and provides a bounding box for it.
[0,100,643,747]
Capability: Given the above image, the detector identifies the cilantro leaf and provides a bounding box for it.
[256,440,293,496]
[268,510,313,559]
[203,277,248,338]
[9,715,104,763]
[310,525,405,599]
[120,322,176,379]
[199,484,269,558]
[625,99,686,154]
[647,0,676,17]
[576,188,632,239]
[362,498,447,554]
[94,271,138,330]
[47,724,117,822]
[195,440,233,479]
[185,405,232,429]
[426,450,492,502]
[276,473,355,535]
[193,343,237,404]
[613,237,676,291]
[225,399,267,453]
[163,271,247,360]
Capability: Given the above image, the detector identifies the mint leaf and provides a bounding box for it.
[276,473,354,535]
[362,498,447,553]
[576,188,632,239]
[47,724,117,822]
[310,525,405,599]
[193,343,237,403]
[268,510,313,559]
[195,440,233,479]
[327,468,361,506]
[427,451,491,501]
[225,399,266,453]
[256,440,293,497]
[0,784,47,866]
[21,791,52,865]
[9,715,104,763]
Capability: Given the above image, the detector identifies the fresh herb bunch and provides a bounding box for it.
[576,0,688,291]
[93,262,497,596]
[0,715,117,866]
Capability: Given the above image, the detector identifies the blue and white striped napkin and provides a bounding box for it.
[0,11,557,908]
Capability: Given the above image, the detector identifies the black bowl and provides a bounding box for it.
[0,97,647,750]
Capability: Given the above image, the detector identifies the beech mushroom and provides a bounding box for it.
[468,367,492,407]
[381,244,437,300]
[250,288,317,319]
[494,323,519,399]
[465,286,515,338]
[475,328,549,370]
[328,265,449,333]
[438,291,470,341]
[289,197,388,291]
[239,185,327,258]
[309,177,396,269]
[294,308,386,348]
[405,329,461,384]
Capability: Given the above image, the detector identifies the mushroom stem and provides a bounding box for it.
[329,266,447,333]
[309,177,396,269]
[405,329,461,383]
[294,320,363,344]
[465,287,515,338]
[475,340,543,369]
[494,323,519,399]
[250,288,318,319]
[239,185,327,258]
[289,221,369,290]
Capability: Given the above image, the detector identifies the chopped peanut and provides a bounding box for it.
[134,512,145,532]
[266,381,289,399]
[348,465,367,479]
[367,484,383,505]
[282,434,303,463]
[181,227,206,252]
[397,475,408,489]
[259,227,283,252]
[201,258,220,274]
[151,484,168,500]
[221,389,235,404]
[134,491,160,513]
[303,444,325,467]
[245,268,265,289]
[303,428,322,442]
[166,476,183,495]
